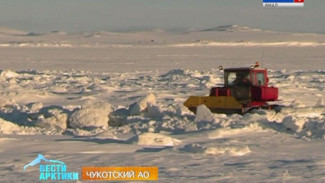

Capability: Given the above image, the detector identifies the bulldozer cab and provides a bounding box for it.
[224,67,268,87]
[223,66,269,103]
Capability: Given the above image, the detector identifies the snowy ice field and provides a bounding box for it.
[0,25,325,182]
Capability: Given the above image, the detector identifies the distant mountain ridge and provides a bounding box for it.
[201,25,262,32]
[0,25,322,35]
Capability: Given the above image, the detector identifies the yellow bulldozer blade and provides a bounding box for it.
[183,96,243,114]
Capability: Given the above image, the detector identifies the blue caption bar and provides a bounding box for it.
[263,0,294,2]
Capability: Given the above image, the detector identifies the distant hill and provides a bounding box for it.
[201,25,262,32]
[0,27,27,35]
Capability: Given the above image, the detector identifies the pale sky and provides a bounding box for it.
[0,0,324,33]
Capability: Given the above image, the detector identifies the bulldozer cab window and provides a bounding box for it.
[226,71,251,87]
[256,72,265,86]
[227,72,237,86]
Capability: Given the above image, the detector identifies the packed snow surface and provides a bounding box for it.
[0,26,324,182]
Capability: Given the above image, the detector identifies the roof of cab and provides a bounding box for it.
[224,67,250,72]
[224,67,267,72]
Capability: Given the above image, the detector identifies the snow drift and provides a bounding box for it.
[130,132,181,147]
[69,101,111,129]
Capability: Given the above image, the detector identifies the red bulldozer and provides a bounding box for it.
[184,62,279,114]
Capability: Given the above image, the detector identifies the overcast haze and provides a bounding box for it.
[0,0,324,33]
